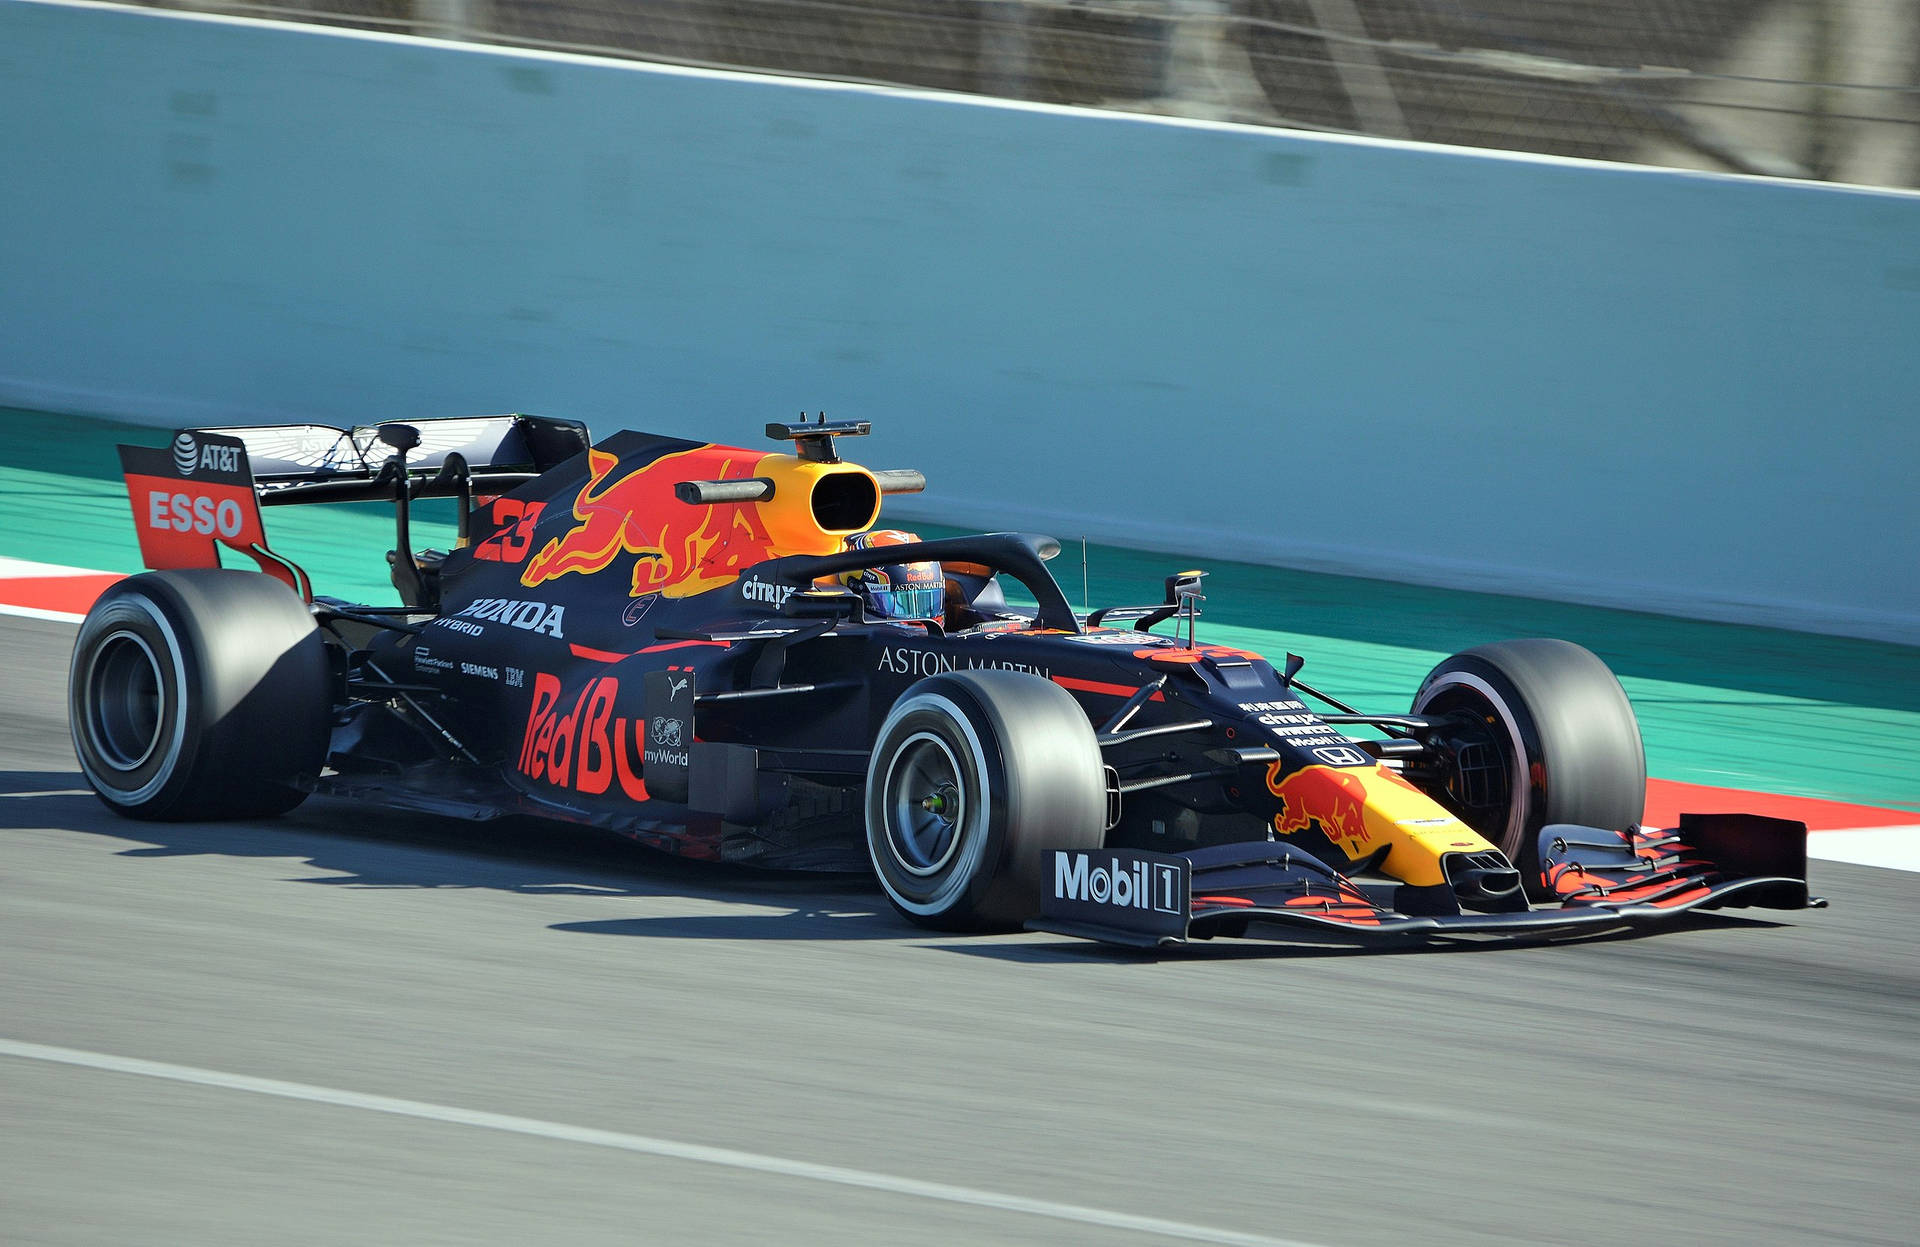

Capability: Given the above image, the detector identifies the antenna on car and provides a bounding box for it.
[1081,537,1089,614]
[1164,570,1207,650]
[766,413,871,464]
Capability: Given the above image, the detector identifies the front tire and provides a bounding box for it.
[1411,639,1645,893]
[866,670,1105,931]
[69,570,333,820]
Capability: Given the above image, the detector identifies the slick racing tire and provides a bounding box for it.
[69,569,332,820]
[866,670,1105,931]
[1412,638,1645,896]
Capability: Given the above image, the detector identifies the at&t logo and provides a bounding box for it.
[170,432,242,477]
[172,433,199,475]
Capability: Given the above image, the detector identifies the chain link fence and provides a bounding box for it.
[152,0,1920,186]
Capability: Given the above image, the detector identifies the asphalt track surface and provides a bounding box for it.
[4,613,1916,1247]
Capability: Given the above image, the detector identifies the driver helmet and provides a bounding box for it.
[843,530,943,621]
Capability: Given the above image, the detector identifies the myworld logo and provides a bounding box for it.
[1053,852,1183,915]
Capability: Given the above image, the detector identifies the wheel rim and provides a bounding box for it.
[82,629,168,772]
[882,732,967,876]
[1415,673,1526,857]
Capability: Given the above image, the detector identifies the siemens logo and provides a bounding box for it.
[1053,853,1183,915]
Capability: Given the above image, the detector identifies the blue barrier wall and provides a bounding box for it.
[4,1,1917,642]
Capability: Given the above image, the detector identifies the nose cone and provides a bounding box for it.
[1445,854,1524,908]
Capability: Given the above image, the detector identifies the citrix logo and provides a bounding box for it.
[741,577,795,608]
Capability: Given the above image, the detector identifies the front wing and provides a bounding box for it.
[1029,814,1823,948]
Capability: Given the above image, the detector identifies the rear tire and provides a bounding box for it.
[1411,639,1644,894]
[866,670,1105,931]
[69,570,333,820]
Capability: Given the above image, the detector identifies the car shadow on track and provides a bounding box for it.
[553,906,1787,957]
[930,911,1790,963]
[3,769,1791,956]
[550,910,908,941]
[1,769,892,912]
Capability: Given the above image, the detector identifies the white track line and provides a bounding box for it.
[0,556,118,577]
[1808,827,1920,873]
[0,1038,1328,1247]
[0,603,86,622]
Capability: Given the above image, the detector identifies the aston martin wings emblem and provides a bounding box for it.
[348,417,517,470]
[213,425,365,477]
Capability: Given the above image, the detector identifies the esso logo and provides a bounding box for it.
[149,490,244,538]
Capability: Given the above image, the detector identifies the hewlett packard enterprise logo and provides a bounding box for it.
[1053,852,1183,915]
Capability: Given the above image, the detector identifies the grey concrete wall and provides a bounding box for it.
[3,1,1916,641]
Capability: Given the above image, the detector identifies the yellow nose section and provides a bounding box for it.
[1266,761,1499,887]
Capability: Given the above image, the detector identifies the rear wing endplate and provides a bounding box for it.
[118,430,308,596]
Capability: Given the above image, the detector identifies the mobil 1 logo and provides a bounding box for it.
[1043,849,1190,940]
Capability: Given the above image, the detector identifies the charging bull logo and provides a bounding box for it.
[1267,762,1479,869]
[521,446,780,598]
[1270,764,1377,852]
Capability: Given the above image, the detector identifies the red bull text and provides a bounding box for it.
[518,673,650,799]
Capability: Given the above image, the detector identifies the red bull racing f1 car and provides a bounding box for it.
[69,415,1821,946]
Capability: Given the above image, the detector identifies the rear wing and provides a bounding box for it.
[117,413,590,600]
[205,413,590,504]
